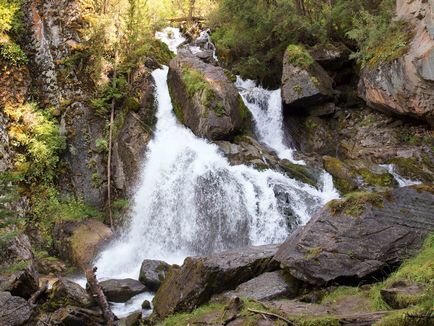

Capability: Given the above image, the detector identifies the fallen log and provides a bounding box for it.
[28,280,48,305]
[84,266,118,326]
[167,16,206,23]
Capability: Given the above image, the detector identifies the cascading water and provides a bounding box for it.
[90,28,339,317]
[380,164,422,187]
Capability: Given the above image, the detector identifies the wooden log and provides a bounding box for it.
[84,266,118,326]
[167,16,206,23]
[28,280,48,305]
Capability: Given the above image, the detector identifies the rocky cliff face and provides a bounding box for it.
[358,0,434,125]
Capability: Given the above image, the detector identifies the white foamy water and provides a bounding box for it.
[155,27,185,54]
[380,164,422,187]
[236,77,304,164]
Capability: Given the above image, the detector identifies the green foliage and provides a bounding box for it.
[347,3,412,67]
[0,41,27,65]
[285,44,314,70]
[0,0,21,34]
[95,138,108,153]
[5,103,66,185]
[159,303,225,326]
[0,260,28,274]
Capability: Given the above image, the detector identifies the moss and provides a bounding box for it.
[320,287,363,305]
[305,246,323,260]
[157,303,225,326]
[181,66,208,98]
[388,157,432,182]
[285,44,314,70]
[289,316,340,326]
[224,69,237,83]
[0,260,29,275]
[293,84,303,95]
[168,84,184,124]
[358,168,395,187]
[282,162,317,187]
[411,184,434,195]
[327,191,385,217]
[323,156,357,194]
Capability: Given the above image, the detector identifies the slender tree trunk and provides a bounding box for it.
[294,0,306,16]
[188,0,195,24]
[107,21,119,230]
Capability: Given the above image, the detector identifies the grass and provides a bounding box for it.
[357,168,396,187]
[328,191,385,217]
[0,260,29,274]
[158,303,225,326]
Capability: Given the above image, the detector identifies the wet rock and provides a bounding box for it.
[49,305,105,326]
[275,185,434,286]
[142,299,151,310]
[50,277,94,309]
[380,280,425,309]
[139,260,170,292]
[322,156,358,194]
[53,219,113,267]
[100,278,147,303]
[153,244,280,318]
[281,49,334,112]
[0,234,39,299]
[0,291,32,326]
[358,0,434,125]
[168,50,251,140]
[221,271,300,301]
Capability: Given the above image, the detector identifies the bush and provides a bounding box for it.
[285,44,314,70]
[0,41,27,65]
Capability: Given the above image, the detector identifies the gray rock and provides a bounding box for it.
[49,305,105,326]
[50,277,94,308]
[281,52,334,111]
[168,50,251,140]
[100,279,147,303]
[0,291,32,326]
[153,244,280,318]
[142,299,151,310]
[275,185,434,286]
[139,260,170,292]
[380,280,425,309]
[120,311,142,326]
[222,271,300,301]
[358,0,434,126]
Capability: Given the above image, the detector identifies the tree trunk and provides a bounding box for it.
[85,267,118,326]
[188,0,196,24]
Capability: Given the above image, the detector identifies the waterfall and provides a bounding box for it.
[89,28,339,316]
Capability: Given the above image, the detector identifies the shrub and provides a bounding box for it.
[285,44,314,70]
[0,41,27,65]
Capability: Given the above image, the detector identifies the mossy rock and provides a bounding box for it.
[357,167,397,188]
[279,159,318,188]
[388,157,434,183]
[323,156,358,194]
[327,191,386,217]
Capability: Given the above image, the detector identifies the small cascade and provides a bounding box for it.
[155,27,186,54]
[380,164,422,187]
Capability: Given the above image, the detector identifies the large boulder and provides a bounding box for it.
[0,234,39,299]
[53,219,113,267]
[153,244,280,318]
[139,260,170,292]
[0,291,32,326]
[168,50,251,140]
[47,306,105,326]
[281,45,334,112]
[50,277,94,309]
[358,0,434,125]
[275,185,434,286]
[100,278,147,303]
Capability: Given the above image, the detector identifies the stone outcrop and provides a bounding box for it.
[153,244,280,318]
[358,0,434,125]
[112,66,156,197]
[53,219,113,267]
[100,278,147,303]
[275,185,434,286]
[380,280,425,309]
[168,50,251,140]
[0,291,32,326]
[0,234,39,299]
[281,49,334,111]
[139,260,170,292]
[45,306,105,326]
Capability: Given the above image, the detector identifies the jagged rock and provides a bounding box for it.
[112,65,156,197]
[220,271,300,301]
[50,277,94,309]
[275,185,434,286]
[309,43,351,71]
[53,219,113,267]
[142,299,151,310]
[100,279,147,303]
[358,0,434,125]
[49,305,105,326]
[139,260,170,292]
[380,280,425,309]
[281,50,334,111]
[0,291,32,326]
[168,50,251,140]
[0,234,39,299]
[153,244,280,318]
